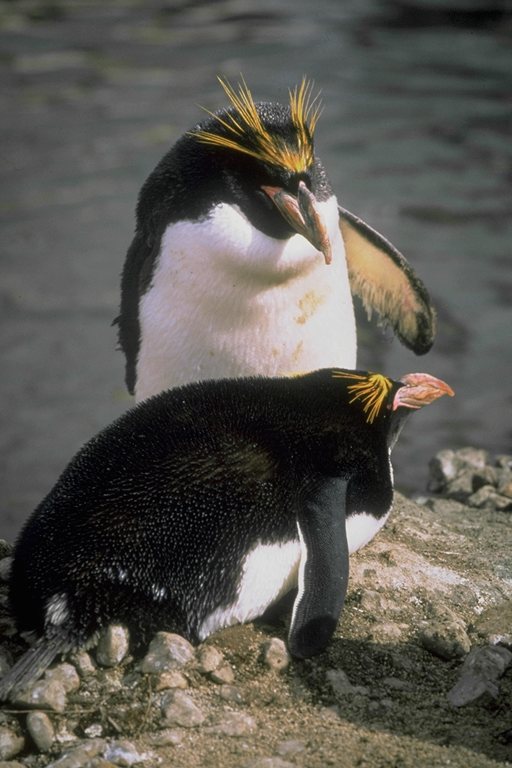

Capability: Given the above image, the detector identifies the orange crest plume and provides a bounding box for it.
[332,371,393,424]
[193,76,322,173]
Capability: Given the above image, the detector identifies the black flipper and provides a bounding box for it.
[288,477,349,659]
[339,206,436,355]
[0,630,70,701]
[117,232,160,395]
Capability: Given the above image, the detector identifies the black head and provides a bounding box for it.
[137,78,333,251]
[325,369,454,449]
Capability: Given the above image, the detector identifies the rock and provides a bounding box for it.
[219,684,245,703]
[147,729,182,747]
[152,670,188,691]
[261,638,290,671]
[418,619,471,660]
[103,740,151,766]
[325,669,369,697]
[467,486,512,511]
[473,602,512,646]
[209,662,235,684]
[444,470,475,502]
[161,690,206,728]
[382,676,412,691]
[497,469,512,498]
[84,723,103,738]
[210,711,257,736]
[0,727,24,760]
[495,455,512,469]
[13,678,67,713]
[368,621,405,644]
[26,711,55,752]
[96,625,130,667]
[471,466,499,491]
[196,645,224,673]
[448,645,512,707]
[70,650,96,677]
[0,558,12,583]
[45,739,106,767]
[45,663,80,693]
[427,449,461,492]
[140,632,194,674]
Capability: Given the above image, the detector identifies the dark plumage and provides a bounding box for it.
[0,368,453,700]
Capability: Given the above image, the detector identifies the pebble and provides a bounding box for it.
[196,645,224,673]
[140,632,194,674]
[0,728,24,761]
[46,663,81,694]
[13,678,67,713]
[368,621,405,644]
[218,684,245,703]
[70,650,96,677]
[448,645,512,707]
[325,669,369,697]
[209,662,235,684]
[147,729,182,747]
[152,670,188,691]
[209,711,257,737]
[382,676,412,691]
[261,638,290,672]
[467,486,512,511]
[428,447,512,510]
[418,619,471,660]
[103,740,151,766]
[26,711,55,752]
[161,690,206,727]
[96,625,130,667]
[45,739,106,768]
[245,758,295,768]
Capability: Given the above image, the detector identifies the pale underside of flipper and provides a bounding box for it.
[339,207,436,355]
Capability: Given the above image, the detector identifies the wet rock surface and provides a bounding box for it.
[0,482,511,767]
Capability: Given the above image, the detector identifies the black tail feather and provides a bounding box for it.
[0,631,70,701]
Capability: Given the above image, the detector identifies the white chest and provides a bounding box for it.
[136,197,356,401]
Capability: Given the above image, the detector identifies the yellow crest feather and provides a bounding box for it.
[193,76,322,173]
[332,371,393,424]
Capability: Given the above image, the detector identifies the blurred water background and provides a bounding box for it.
[1,0,511,541]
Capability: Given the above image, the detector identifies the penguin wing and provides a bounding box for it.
[116,232,160,395]
[288,477,349,658]
[339,207,436,355]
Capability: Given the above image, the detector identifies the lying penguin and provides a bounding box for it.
[0,368,452,700]
[116,78,436,401]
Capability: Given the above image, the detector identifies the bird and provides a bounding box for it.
[0,367,453,699]
[115,78,436,402]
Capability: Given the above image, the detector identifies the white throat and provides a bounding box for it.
[136,195,356,401]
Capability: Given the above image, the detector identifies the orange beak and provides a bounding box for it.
[261,180,332,264]
[393,373,454,411]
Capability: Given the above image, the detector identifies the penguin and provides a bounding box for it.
[116,78,436,401]
[0,367,453,700]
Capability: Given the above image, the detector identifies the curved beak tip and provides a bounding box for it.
[261,183,332,265]
[394,373,454,411]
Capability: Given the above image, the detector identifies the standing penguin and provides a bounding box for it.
[0,368,452,699]
[116,79,436,401]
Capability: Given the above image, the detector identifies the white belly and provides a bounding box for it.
[136,197,356,401]
[197,506,391,641]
